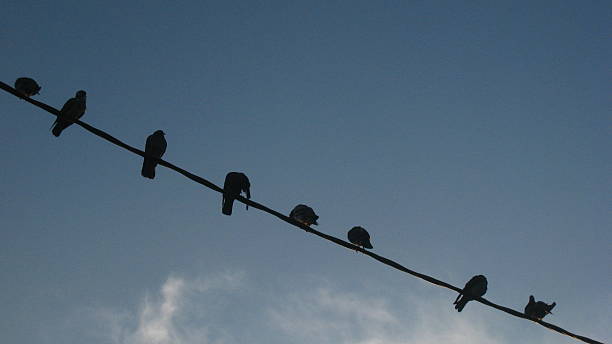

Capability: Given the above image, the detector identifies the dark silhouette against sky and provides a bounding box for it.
[454,275,488,312]
[222,172,251,216]
[1,1,609,343]
[51,90,86,137]
[141,130,167,179]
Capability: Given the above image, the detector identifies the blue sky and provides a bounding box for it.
[1,1,610,343]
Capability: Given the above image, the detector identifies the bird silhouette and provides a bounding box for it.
[347,226,373,249]
[524,295,556,320]
[453,275,487,312]
[222,172,251,215]
[14,77,41,97]
[141,130,167,179]
[51,90,86,137]
[289,204,319,226]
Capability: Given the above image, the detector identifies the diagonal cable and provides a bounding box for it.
[0,81,604,344]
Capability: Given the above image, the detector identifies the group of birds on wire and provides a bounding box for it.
[6,77,595,343]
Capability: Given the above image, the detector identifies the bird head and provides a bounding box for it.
[76,90,87,98]
[154,130,165,136]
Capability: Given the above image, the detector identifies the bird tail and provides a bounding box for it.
[222,195,234,215]
[454,296,468,312]
[52,125,62,137]
[50,119,61,137]
[51,119,69,137]
[141,158,156,179]
[453,293,462,305]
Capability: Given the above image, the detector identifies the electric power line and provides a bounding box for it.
[0,81,604,344]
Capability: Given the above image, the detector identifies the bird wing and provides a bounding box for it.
[74,100,86,119]
[146,134,167,158]
[224,173,241,195]
[60,98,78,115]
[463,276,486,297]
[144,134,155,154]
[159,136,167,156]
[464,277,477,290]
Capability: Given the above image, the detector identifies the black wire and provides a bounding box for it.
[0,81,604,344]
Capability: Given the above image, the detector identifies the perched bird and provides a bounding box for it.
[453,275,488,312]
[347,226,373,249]
[289,204,319,226]
[51,90,86,137]
[222,172,251,215]
[141,130,167,179]
[14,77,41,97]
[524,295,556,320]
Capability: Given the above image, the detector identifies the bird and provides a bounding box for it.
[141,130,167,179]
[222,172,251,215]
[524,295,556,320]
[453,275,488,312]
[289,204,319,226]
[51,90,86,137]
[14,77,41,97]
[347,226,373,249]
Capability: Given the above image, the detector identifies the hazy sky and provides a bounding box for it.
[1,1,610,343]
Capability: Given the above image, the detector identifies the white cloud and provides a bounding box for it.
[129,277,184,344]
[79,273,580,344]
[267,287,509,344]
[94,271,245,344]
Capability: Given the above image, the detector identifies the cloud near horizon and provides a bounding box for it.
[267,287,508,344]
[81,271,542,344]
[92,271,245,344]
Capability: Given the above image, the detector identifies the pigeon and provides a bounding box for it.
[141,130,167,179]
[222,172,251,215]
[347,226,373,249]
[524,295,556,320]
[289,204,319,226]
[51,90,86,137]
[453,275,487,312]
[14,77,41,97]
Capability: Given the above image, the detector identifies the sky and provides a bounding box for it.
[1,1,610,343]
